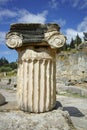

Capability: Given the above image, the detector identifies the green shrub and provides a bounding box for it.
[0,66,12,72]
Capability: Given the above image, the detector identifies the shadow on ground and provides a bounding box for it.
[63,106,84,117]
[55,101,84,117]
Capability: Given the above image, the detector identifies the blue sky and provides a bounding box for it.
[0,0,87,62]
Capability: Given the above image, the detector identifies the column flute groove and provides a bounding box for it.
[28,59,34,112]
[33,59,40,113]
[45,59,51,110]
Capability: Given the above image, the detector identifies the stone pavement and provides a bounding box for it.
[57,95,87,130]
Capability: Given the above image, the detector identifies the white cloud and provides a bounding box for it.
[60,0,87,9]
[0,0,9,2]
[18,10,48,23]
[0,0,10,1]
[0,9,48,44]
[0,9,17,19]
[72,0,87,9]
[0,0,12,4]
[65,29,83,43]
[65,17,87,43]
[60,0,79,7]
[80,0,87,9]
[0,32,6,44]
[77,17,87,32]
[72,0,79,7]
[54,18,66,27]
[49,0,58,9]
[0,9,48,24]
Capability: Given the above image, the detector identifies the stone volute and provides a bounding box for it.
[6,23,66,113]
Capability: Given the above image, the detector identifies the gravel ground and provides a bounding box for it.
[0,89,75,130]
[0,88,87,130]
[57,95,87,130]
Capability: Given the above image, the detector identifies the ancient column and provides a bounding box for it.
[6,23,66,113]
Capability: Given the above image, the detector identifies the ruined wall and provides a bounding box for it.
[56,50,87,85]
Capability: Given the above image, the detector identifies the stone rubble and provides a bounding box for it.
[0,110,75,130]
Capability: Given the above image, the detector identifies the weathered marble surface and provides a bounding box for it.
[0,110,75,130]
[6,23,65,49]
[17,46,56,112]
[6,23,65,113]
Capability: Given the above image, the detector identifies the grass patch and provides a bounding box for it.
[58,91,87,98]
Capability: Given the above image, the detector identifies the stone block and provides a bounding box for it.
[0,93,6,106]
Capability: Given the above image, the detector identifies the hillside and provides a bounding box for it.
[56,42,87,88]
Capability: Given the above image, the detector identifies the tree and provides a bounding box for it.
[0,66,12,72]
[83,32,87,41]
[0,57,17,73]
[70,38,75,49]
[0,57,9,66]
[66,44,70,50]
[61,42,67,51]
[9,62,17,70]
[75,34,82,46]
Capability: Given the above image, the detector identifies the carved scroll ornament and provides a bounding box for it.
[6,23,66,49]
[6,32,23,48]
[45,31,66,48]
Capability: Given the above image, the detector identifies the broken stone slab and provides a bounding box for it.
[0,93,6,106]
[57,84,87,97]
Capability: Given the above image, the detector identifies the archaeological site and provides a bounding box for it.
[0,23,87,130]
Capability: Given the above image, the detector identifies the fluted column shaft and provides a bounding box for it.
[17,46,56,113]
